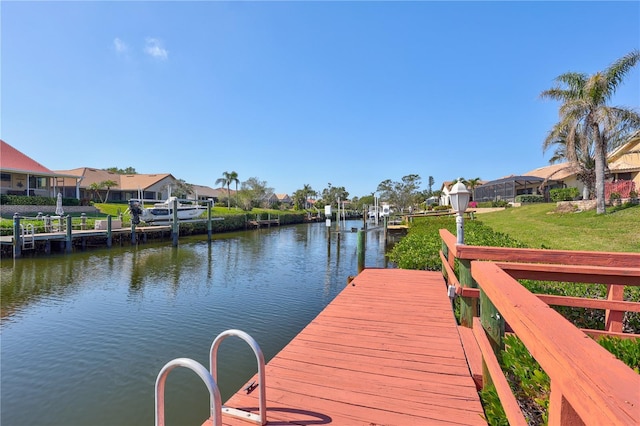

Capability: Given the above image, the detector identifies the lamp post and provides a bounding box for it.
[449,178,470,245]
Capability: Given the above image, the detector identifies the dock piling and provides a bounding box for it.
[357,230,365,273]
[172,198,179,247]
[66,216,72,253]
[107,215,113,248]
[13,214,22,258]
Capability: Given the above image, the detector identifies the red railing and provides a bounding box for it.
[605,179,636,199]
[439,229,640,424]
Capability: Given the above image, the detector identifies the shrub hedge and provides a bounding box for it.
[549,187,579,202]
[515,194,544,203]
[0,195,80,206]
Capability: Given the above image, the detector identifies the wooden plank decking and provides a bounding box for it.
[214,268,486,426]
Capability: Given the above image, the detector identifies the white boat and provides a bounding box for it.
[129,197,207,224]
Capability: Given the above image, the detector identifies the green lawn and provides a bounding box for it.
[476,203,640,252]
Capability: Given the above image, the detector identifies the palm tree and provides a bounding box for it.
[215,171,239,209]
[465,177,482,201]
[101,180,118,202]
[87,182,105,203]
[229,171,239,209]
[540,50,640,214]
[302,184,314,209]
[543,123,596,199]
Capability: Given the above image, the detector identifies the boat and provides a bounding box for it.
[128,197,207,224]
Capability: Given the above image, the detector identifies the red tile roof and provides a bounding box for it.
[0,139,57,175]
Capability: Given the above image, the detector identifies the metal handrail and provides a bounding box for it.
[210,329,267,425]
[155,358,222,426]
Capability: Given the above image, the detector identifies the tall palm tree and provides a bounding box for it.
[540,50,640,214]
[102,180,118,202]
[302,184,314,209]
[543,123,596,199]
[215,171,239,209]
[229,171,240,209]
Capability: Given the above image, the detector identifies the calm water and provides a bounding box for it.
[1,221,390,426]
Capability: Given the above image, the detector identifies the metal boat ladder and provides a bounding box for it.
[155,358,222,426]
[210,329,267,425]
[20,223,35,250]
[155,329,267,426]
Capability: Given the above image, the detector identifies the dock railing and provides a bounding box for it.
[439,229,640,425]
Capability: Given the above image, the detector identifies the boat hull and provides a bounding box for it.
[141,206,206,223]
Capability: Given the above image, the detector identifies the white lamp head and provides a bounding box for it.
[450,178,470,214]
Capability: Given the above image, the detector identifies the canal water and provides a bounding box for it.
[1,220,391,426]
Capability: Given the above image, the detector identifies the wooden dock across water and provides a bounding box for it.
[214,268,485,426]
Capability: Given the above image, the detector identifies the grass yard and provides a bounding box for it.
[476,203,640,252]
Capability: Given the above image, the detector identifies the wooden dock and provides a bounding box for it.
[213,268,485,425]
[0,226,171,255]
[247,219,280,228]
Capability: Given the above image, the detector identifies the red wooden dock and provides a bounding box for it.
[212,268,485,426]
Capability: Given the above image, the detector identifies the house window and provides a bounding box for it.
[29,176,48,189]
[616,173,632,181]
[1,173,11,182]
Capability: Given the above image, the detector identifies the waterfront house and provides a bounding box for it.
[276,193,293,206]
[55,167,179,203]
[0,140,81,198]
[474,132,640,203]
[191,185,228,204]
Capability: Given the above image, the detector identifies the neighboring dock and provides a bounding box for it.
[0,226,171,254]
[247,216,280,228]
[212,268,485,425]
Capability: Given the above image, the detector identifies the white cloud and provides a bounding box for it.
[113,37,129,54]
[144,38,168,60]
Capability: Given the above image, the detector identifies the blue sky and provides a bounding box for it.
[2,1,639,198]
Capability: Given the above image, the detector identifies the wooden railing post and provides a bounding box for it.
[480,289,504,361]
[549,381,585,426]
[441,239,449,279]
[605,284,624,333]
[459,259,478,327]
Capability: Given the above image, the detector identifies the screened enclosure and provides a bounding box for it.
[473,176,563,203]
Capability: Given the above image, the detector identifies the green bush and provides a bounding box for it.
[549,187,579,202]
[0,195,79,206]
[598,336,640,373]
[1,195,56,205]
[387,217,525,270]
[501,334,550,425]
[515,195,544,203]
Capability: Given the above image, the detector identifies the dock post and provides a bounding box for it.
[81,213,87,230]
[131,220,136,245]
[65,216,72,253]
[107,215,113,248]
[207,200,212,243]
[172,198,179,247]
[383,216,388,243]
[357,230,365,274]
[13,213,22,258]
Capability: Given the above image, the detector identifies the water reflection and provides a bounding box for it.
[0,221,389,426]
